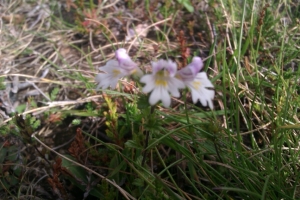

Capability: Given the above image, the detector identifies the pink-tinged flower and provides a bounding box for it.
[177,57,203,81]
[140,59,185,107]
[95,48,142,89]
[115,48,143,76]
[177,57,215,109]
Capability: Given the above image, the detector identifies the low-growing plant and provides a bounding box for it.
[1,0,300,199]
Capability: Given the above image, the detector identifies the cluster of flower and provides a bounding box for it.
[95,48,215,109]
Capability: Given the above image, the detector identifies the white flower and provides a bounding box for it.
[140,59,185,107]
[177,57,215,109]
[95,48,142,89]
[95,60,127,89]
[185,73,215,109]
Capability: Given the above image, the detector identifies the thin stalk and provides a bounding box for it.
[142,105,155,166]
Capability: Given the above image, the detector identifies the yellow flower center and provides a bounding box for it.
[155,70,168,87]
[192,81,201,90]
[112,69,121,77]
[175,74,182,80]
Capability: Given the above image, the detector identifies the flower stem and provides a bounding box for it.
[183,89,192,133]
[142,105,155,166]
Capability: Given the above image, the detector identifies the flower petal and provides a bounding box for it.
[177,67,194,82]
[115,48,140,73]
[131,67,144,77]
[189,57,203,76]
[160,88,171,107]
[149,88,161,105]
[142,82,155,93]
[151,60,165,74]
[177,57,204,81]
[140,75,156,93]
[115,48,128,60]
[140,74,152,83]
[99,60,119,72]
[172,77,185,89]
[95,74,112,89]
[186,72,215,109]
[166,60,177,76]
[148,87,171,107]
[95,69,122,89]
[168,77,184,97]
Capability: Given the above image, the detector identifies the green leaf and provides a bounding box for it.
[176,0,194,13]
[61,155,104,198]
[107,155,126,179]
[137,95,150,110]
[0,148,7,164]
[132,178,144,187]
[15,104,26,113]
[50,87,60,101]
[125,140,143,150]
[0,77,6,90]
[72,119,81,125]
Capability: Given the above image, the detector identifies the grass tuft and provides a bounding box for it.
[0,0,299,199]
